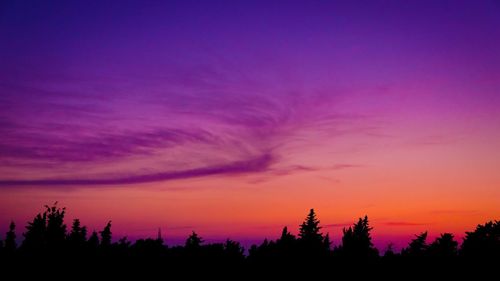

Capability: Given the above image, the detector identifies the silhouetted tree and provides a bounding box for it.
[248,244,259,257]
[68,219,87,250]
[277,226,296,255]
[185,231,203,249]
[248,238,275,262]
[224,239,244,261]
[117,236,131,255]
[100,221,112,248]
[402,232,428,257]
[4,221,17,253]
[338,216,378,258]
[7,202,500,277]
[296,209,331,260]
[22,212,47,252]
[87,230,100,250]
[299,209,324,245]
[45,202,67,250]
[156,228,163,245]
[132,237,165,258]
[323,233,332,251]
[461,220,500,258]
[183,231,204,261]
[383,243,396,259]
[428,233,458,258]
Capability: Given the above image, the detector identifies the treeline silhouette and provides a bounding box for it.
[0,203,498,278]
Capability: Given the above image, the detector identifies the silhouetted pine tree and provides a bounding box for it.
[156,228,163,245]
[132,237,165,259]
[299,209,323,241]
[428,233,458,258]
[299,209,325,253]
[184,231,204,261]
[277,226,296,251]
[224,239,244,261]
[461,220,500,258]
[402,232,428,257]
[185,231,203,249]
[45,203,67,251]
[7,202,500,277]
[87,230,100,250]
[100,221,112,249]
[338,216,378,258]
[323,233,332,251]
[68,219,87,250]
[248,238,273,262]
[383,243,396,259]
[22,212,47,252]
[4,221,17,253]
[117,236,131,255]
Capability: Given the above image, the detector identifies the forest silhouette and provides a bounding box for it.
[0,203,498,278]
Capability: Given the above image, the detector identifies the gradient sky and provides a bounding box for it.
[1,0,500,250]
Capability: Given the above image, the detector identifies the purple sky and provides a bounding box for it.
[2,0,499,185]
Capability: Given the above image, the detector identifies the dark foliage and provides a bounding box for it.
[68,219,87,250]
[401,231,428,257]
[100,221,113,248]
[461,220,500,259]
[0,203,498,278]
[336,215,378,258]
[428,233,458,258]
[4,221,16,253]
[45,202,66,250]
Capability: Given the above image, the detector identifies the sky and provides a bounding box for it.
[1,0,500,250]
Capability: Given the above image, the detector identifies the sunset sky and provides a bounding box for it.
[1,0,499,250]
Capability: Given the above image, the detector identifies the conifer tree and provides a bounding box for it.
[299,209,324,246]
[4,221,17,252]
[68,219,87,249]
[340,216,378,258]
[428,233,458,258]
[461,221,500,258]
[100,221,112,248]
[402,232,428,257]
[87,230,100,250]
[45,202,67,250]
[323,233,332,251]
[185,231,203,249]
[278,226,296,245]
[22,212,47,251]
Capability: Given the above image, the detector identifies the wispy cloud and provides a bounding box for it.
[384,221,427,226]
[330,164,363,170]
[324,223,353,228]
[0,153,275,186]
[429,210,479,216]
[245,163,361,184]
[0,125,219,163]
[0,55,382,187]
